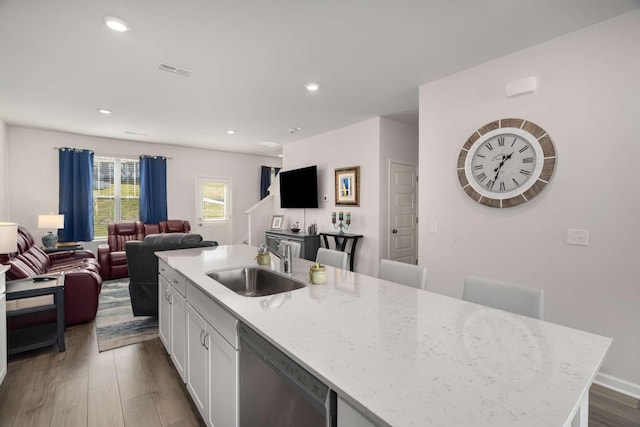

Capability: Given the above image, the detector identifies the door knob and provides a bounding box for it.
[392,229,398,234]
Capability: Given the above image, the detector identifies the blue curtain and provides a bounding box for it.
[139,156,168,224]
[260,166,281,199]
[59,148,94,242]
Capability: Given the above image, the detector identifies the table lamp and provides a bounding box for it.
[0,222,18,255]
[38,214,65,248]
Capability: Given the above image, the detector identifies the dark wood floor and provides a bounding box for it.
[0,321,637,426]
[0,322,204,427]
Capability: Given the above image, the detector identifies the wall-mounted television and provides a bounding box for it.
[279,165,319,208]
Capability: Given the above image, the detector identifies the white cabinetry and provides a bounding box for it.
[158,260,238,427]
[158,260,187,381]
[159,275,171,350]
[186,303,209,417]
[186,280,238,427]
[209,327,238,427]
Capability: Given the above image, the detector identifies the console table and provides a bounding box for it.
[265,230,320,262]
[6,275,65,354]
[319,232,363,272]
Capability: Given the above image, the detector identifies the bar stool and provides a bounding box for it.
[462,275,544,320]
[378,259,428,290]
[316,248,348,270]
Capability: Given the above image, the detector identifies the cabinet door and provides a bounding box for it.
[158,276,171,352]
[186,303,209,421]
[170,290,187,382]
[209,329,238,427]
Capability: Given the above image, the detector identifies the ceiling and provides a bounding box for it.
[1,1,638,157]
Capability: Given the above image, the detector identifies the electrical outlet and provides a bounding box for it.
[566,229,589,246]
[323,195,328,201]
[429,221,438,234]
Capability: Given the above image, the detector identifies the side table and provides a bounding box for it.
[319,232,363,272]
[42,244,84,254]
[6,275,65,354]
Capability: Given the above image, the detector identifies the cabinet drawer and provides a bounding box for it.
[186,281,238,349]
[159,260,186,297]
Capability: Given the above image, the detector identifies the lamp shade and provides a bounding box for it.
[0,222,18,254]
[38,214,65,229]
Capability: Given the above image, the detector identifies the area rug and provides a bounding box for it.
[95,280,158,352]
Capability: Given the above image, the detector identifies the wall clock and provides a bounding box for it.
[457,118,556,208]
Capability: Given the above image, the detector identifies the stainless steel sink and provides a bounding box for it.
[207,267,305,297]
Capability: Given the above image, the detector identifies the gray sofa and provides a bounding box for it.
[125,233,218,316]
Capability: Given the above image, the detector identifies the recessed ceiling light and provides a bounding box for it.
[103,16,130,32]
[278,154,283,158]
[226,130,236,135]
[97,108,112,115]
[304,82,320,92]
[257,141,281,148]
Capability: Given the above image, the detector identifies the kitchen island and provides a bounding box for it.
[158,244,611,427]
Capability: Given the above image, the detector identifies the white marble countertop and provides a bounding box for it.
[158,244,612,427]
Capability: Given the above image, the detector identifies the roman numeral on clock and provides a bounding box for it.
[520,169,531,176]
[519,145,530,153]
[476,172,487,182]
[499,182,505,191]
[511,137,517,147]
[485,142,493,150]
[522,157,534,163]
[486,179,494,189]
[497,136,505,146]
[512,178,520,187]
[473,165,483,170]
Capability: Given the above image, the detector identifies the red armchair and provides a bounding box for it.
[97,220,191,280]
[97,221,145,280]
[0,226,103,326]
[159,220,190,233]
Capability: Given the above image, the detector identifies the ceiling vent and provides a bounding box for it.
[159,63,193,77]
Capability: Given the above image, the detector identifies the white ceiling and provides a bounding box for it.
[1,0,638,157]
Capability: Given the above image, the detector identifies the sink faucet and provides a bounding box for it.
[267,244,292,273]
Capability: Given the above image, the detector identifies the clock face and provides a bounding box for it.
[458,119,556,208]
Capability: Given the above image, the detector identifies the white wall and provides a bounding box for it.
[7,126,281,246]
[282,118,381,275]
[419,11,640,385]
[0,119,8,220]
[379,117,419,260]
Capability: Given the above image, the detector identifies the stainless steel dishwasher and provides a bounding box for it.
[238,322,337,427]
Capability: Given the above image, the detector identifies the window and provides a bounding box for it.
[93,156,140,238]
[201,182,227,220]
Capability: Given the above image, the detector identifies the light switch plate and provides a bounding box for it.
[567,229,589,246]
[429,221,438,234]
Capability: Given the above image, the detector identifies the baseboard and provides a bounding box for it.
[594,372,640,400]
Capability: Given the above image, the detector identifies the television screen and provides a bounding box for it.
[279,165,319,208]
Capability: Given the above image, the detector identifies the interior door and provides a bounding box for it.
[195,177,232,245]
[389,162,418,264]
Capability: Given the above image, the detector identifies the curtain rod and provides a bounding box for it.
[53,147,172,159]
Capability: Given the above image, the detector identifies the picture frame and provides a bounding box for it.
[335,166,360,206]
[270,215,284,230]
